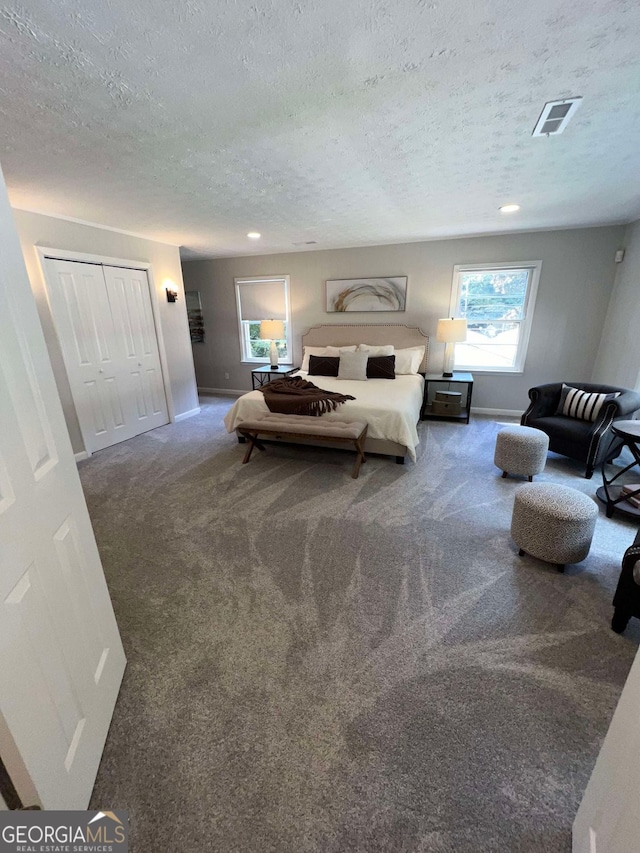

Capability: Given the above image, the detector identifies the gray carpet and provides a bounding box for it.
[84,397,640,852]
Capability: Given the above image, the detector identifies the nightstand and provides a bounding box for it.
[421,373,474,423]
[251,364,296,389]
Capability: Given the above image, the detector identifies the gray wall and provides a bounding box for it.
[13,209,199,454]
[592,219,640,391]
[183,225,624,411]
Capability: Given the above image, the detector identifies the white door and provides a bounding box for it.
[573,646,640,852]
[0,165,126,808]
[44,258,169,454]
[103,265,168,433]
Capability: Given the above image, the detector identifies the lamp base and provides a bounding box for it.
[442,342,455,378]
[269,340,279,371]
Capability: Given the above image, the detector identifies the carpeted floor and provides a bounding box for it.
[84,397,640,852]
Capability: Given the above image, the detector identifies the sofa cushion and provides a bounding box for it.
[526,415,595,443]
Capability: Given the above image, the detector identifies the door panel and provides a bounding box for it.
[8,306,58,479]
[148,367,165,415]
[85,380,108,437]
[6,562,84,747]
[0,165,126,808]
[131,371,149,419]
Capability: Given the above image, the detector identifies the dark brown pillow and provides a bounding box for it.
[308,355,340,376]
[366,355,396,379]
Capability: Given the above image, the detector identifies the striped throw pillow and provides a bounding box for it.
[557,384,620,422]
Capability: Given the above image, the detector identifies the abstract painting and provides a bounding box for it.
[325,277,407,312]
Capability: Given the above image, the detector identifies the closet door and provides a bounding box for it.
[44,259,131,453]
[43,259,169,454]
[103,265,168,435]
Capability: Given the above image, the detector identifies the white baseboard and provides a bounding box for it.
[74,450,90,462]
[471,407,522,417]
[174,407,201,422]
[198,387,245,398]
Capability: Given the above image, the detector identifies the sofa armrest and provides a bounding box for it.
[521,383,563,424]
[611,389,640,419]
[621,543,640,586]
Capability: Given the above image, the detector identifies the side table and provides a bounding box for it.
[251,364,296,389]
[596,420,640,519]
[421,373,473,423]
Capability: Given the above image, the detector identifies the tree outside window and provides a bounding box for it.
[245,321,288,360]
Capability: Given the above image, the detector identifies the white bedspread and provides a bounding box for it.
[223,371,424,461]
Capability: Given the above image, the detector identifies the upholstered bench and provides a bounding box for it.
[510,482,598,572]
[236,413,368,478]
[494,425,549,481]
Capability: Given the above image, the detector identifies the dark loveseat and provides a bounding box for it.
[521,382,640,478]
[612,528,640,634]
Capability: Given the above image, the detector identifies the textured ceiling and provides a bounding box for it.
[1,0,639,258]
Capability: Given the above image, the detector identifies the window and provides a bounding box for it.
[450,261,541,372]
[234,276,292,363]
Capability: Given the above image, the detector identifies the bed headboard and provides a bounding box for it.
[301,323,429,372]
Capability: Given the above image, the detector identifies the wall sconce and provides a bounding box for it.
[165,283,178,303]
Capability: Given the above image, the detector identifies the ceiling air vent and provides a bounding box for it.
[532,97,582,137]
[293,240,317,246]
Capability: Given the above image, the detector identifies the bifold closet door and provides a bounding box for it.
[102,265,169,437]
[44,258,168,453]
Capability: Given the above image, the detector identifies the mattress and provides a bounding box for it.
[224,371,425,461]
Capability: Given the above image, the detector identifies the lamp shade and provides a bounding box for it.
[260,319,285,340]
[436,318,467,343]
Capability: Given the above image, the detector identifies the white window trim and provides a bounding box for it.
[449,260,541,374]
[234,275,292,364]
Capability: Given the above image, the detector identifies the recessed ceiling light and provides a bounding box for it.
[499,204,520,214]
[247,232,261,239]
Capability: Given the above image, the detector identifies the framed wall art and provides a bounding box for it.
[325,277,407,312]
[185,290,205,343]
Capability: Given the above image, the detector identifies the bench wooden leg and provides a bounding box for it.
[240,431,265,464]
[352,426,368,479]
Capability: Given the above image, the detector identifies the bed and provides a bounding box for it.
[224,323,429,462]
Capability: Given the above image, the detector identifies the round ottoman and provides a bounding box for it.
[511,483,598,572]
[494,425,549,481]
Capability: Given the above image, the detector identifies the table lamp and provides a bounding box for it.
[436,318,467,377]
[260,319,285,369]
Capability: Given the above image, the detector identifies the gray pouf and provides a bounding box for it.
[494,425,549,481]
[511,483,598,571]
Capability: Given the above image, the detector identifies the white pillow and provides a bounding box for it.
[358,343,395,356]
[395,346,425,374]
[337,351,368,381]
[300,345,356,372]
